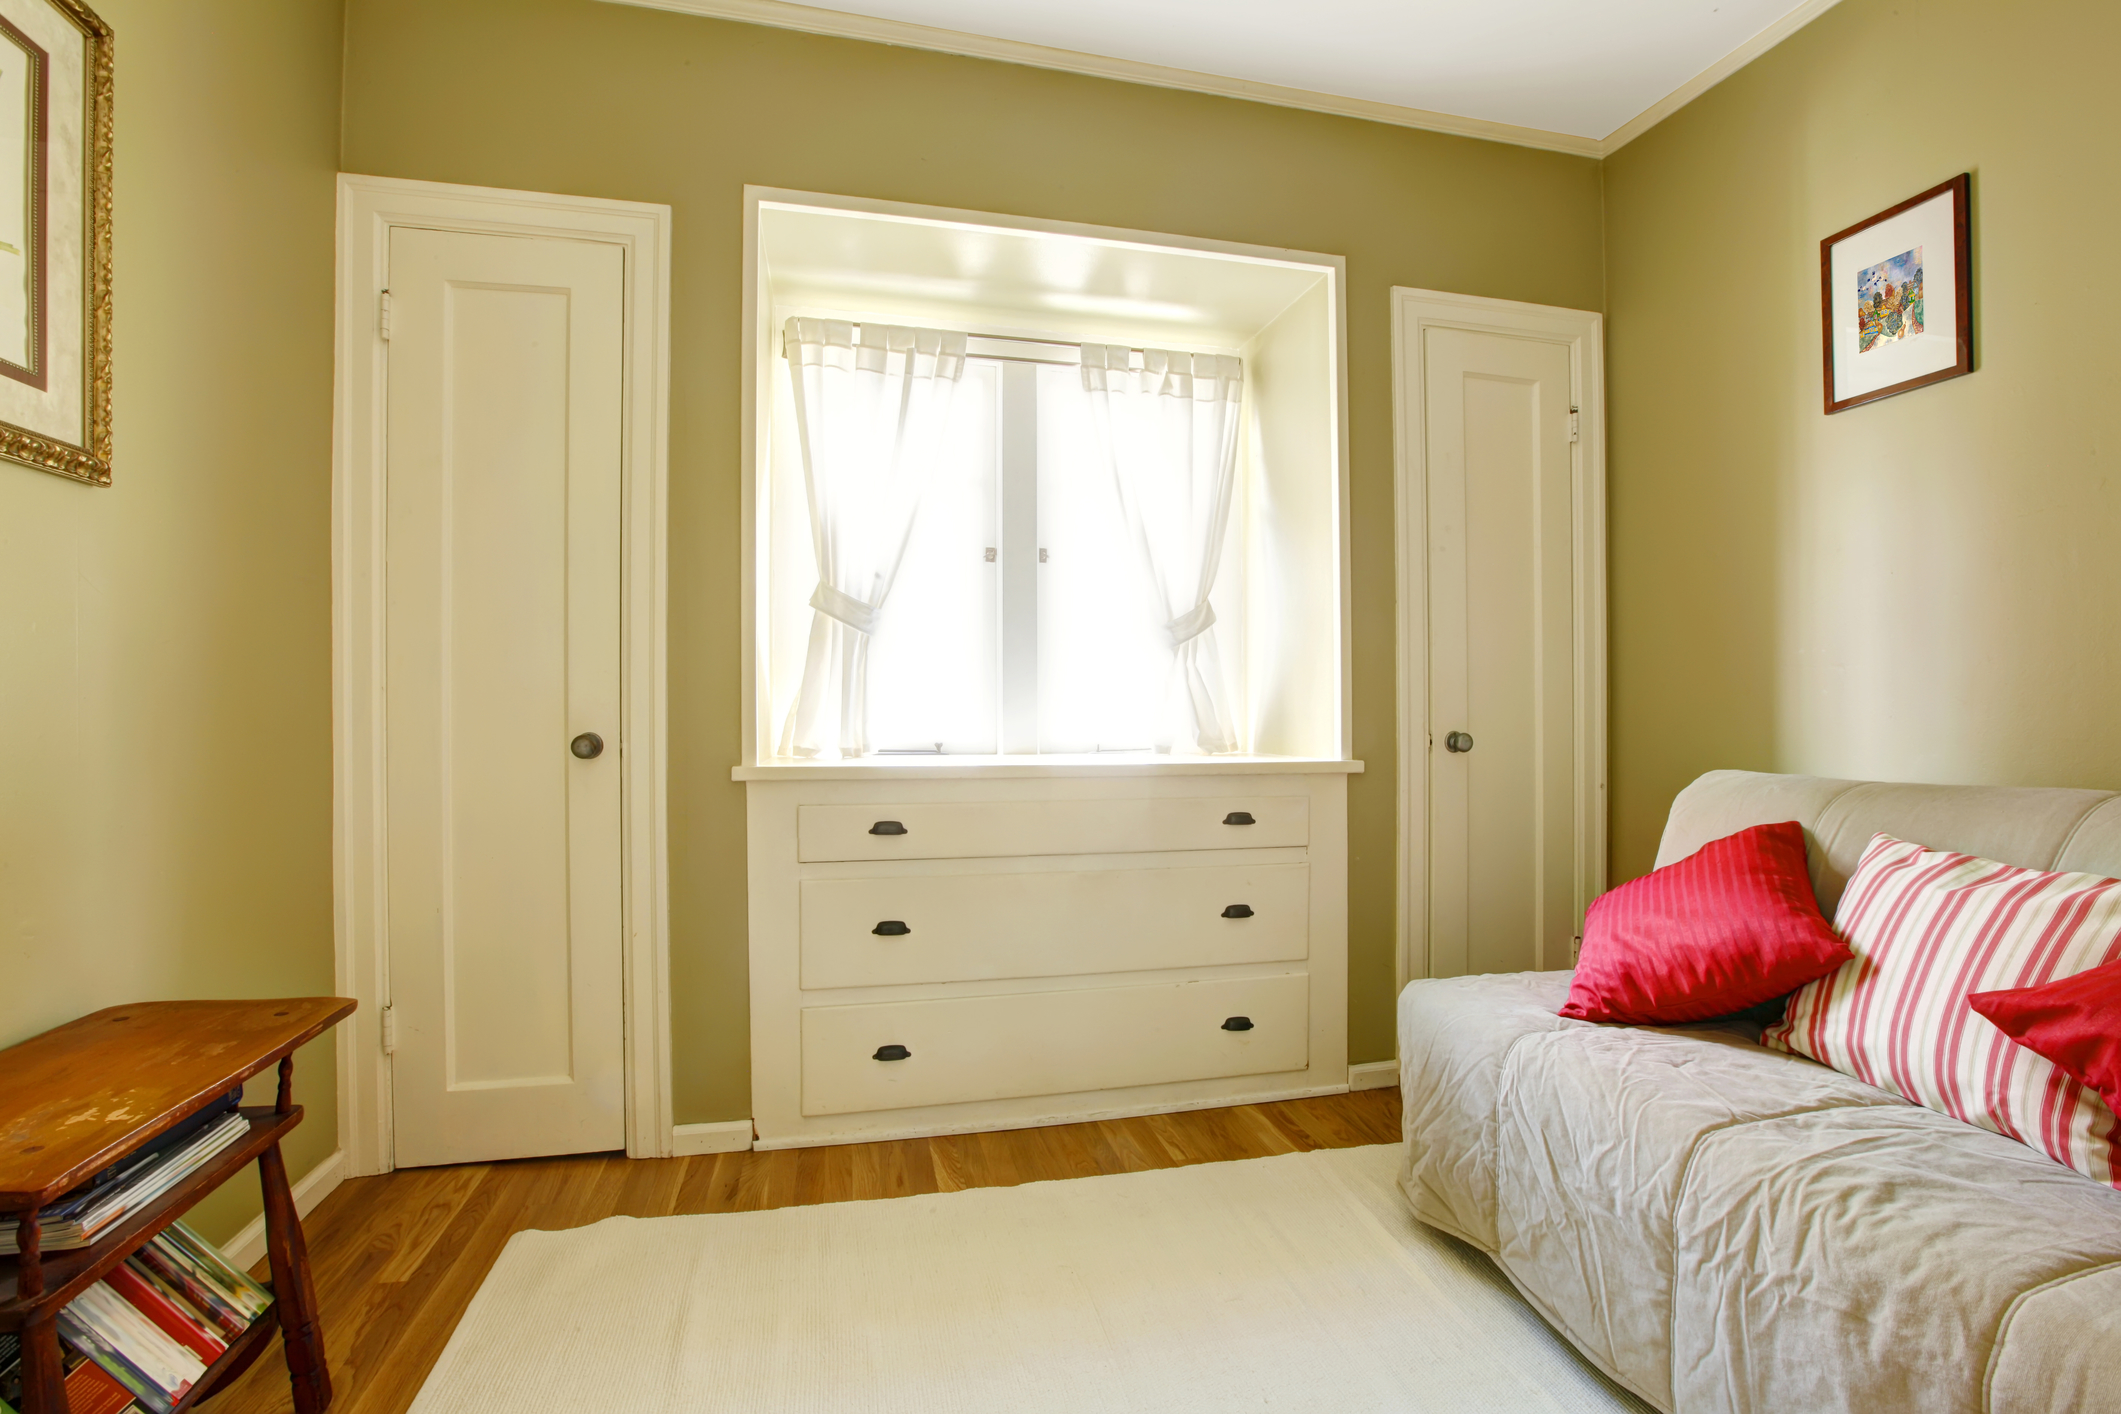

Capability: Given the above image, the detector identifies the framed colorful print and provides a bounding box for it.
[0,0,109,484]
[1821,173,1971,415]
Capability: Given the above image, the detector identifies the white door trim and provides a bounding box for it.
[1390,288,1607,993]
[332,173,673,1174]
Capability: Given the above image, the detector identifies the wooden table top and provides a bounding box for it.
[0,998,355,1211]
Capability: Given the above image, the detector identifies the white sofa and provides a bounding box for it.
[1397,770,2121,1414]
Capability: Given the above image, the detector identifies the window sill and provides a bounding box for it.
[731,754,1364,782]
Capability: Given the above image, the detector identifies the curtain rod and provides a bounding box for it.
[776,324,1181,362]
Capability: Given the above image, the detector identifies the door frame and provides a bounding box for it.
[332,173,673,1174]
[1390,288,1607,992]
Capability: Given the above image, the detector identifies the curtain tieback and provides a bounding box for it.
[1165,600,1216,649]
[811,583,879,635]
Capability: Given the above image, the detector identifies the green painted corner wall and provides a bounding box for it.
[337,0,1608,1120]
[1603,0,2121,882]
[0,0,344,1244]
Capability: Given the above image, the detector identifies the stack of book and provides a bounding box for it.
[0,1095,249,1256]
[0,1330,148,1414]
[0,1220,272,1414]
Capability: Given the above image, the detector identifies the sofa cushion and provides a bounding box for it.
[1671,1104,2121,1414]
[1764,833,2121,1187]
[1491,1023,1906,1408]
[1986,1261,2121,1414]
[1396,971,1574,1250]
[1560,821,1849,1025]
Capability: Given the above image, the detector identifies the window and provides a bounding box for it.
[798,341,1219,757]
[751,195,1346,765]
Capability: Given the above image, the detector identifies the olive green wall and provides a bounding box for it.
[1603,0,2121,882]
[0,0,344,1243]
[339,0,1606,1118]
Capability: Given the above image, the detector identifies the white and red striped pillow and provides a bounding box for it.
[1762,832,2121,1188]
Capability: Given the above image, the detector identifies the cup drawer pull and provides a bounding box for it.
[868,820,908,836]
[872,920,911,936]
[1221,904,1254,919]
[1221,1016,1254,1032]
[873,1044,912,1061]
[1223,811,1256,826]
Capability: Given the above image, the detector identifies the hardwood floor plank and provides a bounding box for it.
[212,1090,1398,1414]
[612,1155,690,1219]
[926,1133,974,1192]
[796,1142,855,1205]
[375,1164,492,1283]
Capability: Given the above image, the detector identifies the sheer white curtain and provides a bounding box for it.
[780,318,968,758]
[1080,345,1244,754]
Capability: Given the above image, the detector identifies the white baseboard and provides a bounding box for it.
[671,1120,755,1156]
[221,1148,347,1272]
[1348,1060,1399,1092]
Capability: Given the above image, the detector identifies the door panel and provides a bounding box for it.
[385,226,626,1167]
[1425,327,1577,978]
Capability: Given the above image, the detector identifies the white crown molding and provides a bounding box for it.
[1599,0,1843,153]
[597,0,1841,158]
[596,0,1603,157]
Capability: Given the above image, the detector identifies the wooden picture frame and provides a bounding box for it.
[0,0,109,484]
[1820,173,1972,415]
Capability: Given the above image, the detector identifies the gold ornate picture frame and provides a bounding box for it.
[0,0,109,484]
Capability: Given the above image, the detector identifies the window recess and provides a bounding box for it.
[749,193,1348,767]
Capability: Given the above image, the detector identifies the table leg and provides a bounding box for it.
[21,1313,68,1414]
[259,1140,332,1413]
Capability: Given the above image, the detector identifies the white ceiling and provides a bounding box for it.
[759,0,1823,142]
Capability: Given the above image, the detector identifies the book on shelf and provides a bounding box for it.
[0,1093,248,1255]
[40,1220,272,1414]
[0,1331,145,1414]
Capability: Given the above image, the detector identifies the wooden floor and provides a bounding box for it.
[209,1088,1401,1414]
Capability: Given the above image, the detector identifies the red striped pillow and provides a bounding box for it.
[1762,833,2121,1188]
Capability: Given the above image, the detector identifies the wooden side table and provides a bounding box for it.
[0,999,356,1414]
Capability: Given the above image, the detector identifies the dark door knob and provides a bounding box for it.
[570,732,605,759]
[1445,731,1474,754]
[1221,904,1255,919]
[871,920,911,936]
[868,820,908,836]
[873,1044,911,1061]
[1223,811,1256,826]
[1221,1016,1254,1032]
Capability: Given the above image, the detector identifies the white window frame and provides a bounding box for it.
[740,187,1354,779]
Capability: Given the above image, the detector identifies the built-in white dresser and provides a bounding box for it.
[742,766,1354,1148]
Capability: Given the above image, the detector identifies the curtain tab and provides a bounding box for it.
[810,583,879,635]
[1165,600,1217,648]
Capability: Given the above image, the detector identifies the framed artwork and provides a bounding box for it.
[0,0,109,484]
[1820,173,1971,415]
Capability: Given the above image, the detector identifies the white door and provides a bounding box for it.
[383,226,627,1167]
[1423,326,1580,978]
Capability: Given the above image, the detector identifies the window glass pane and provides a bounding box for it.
[865,360,1001,753]
[1034,363,1167,753]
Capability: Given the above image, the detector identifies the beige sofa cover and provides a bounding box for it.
[1397,771,2121,1414]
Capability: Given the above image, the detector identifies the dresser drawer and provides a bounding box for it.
[797,795,1308,862]
[799,974,1309,1116]
[800,863,1308,988]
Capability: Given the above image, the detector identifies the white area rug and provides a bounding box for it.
[411,1142,1649,1412]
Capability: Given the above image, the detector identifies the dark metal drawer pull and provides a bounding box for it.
[872,920,911,936]
[1221,904,1254,919]
[868,820,908,836]
[1221,1016,1254,1032]
[873,1044,912,1061]
[1223,811,1256,826]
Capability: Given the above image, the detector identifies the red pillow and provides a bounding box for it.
[1560,821,1852,1025]
[1969,958,2121,1119]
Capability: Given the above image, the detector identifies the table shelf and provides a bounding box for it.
[0,999,353,1414]
[0,1108,301,1323]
